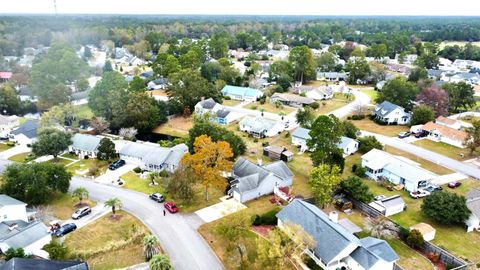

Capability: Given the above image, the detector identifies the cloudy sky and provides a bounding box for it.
[2,0,480,16]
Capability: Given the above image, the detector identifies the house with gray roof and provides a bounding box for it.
[291,127,358,156]
[69,134,102,159]
[317,71,348,81]
[0,258,88,270]
[194,99,242,125]
[373,101,411,125]
[119,142,188,173]
[276,199,399,270]
[0,195,51,257]
[10,120,39,145]
[239,116,284,138]
[270,93,315,108]
[466,188,480,232]
[228,157,293,203]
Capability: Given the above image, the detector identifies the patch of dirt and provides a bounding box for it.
[108,214,124,221]
[74,202,90,208]
[252,225,275,238]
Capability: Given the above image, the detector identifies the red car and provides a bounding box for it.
[448,181,462,189]
[164,202,178,213]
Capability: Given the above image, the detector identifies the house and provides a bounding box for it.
[239,116,284,138]
[276,199,399,270]
[338,136,359,157]
[361,149,437,192]
[303,86,334,100]
[215,109,242,125]
[0,72,12,82]
[119,142,188,173]
[421,121,468,148]
[147,78,168,90]
[435,116,463,130]
[0,195,51,257]
[229,157,293,203]
[453,59,480,70]
[263,145,294,162]
[373,101,411,125]
[194,99,242,125]
[291,127,357,156]
[410,223,436,241]
[221,85,263,102]
[0,115,19,138]
[465,188,480,232]
[69,134,102,159]
[10,120,39,145]
[317,71,348,81]
[270,93,315,108]
[0,258,88,270]
[396,54,418,65]
[385,63,411,74]
[369,195,406,217]
[194,98,223,115]
[427,69,444,80]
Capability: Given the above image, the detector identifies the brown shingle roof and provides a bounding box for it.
[422,121,468,142]
[436,116,457,126]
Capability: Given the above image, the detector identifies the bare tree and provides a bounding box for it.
[364,217,399,239]
[119,127,138,140]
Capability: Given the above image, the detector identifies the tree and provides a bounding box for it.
[406,229,425,249]
[215,211,251,268]
[443,82,475,113]
[416,84,449,117]
[166,165,196,202]
[358,136,383,153]
[149,254,173,270]
[345,57,371,84]
[307,115,344,167]
[408,67,428,82]
[143,234,161,261]
[0,84,21,115]
[368,44,388,59]
[340,176,374,203]
[179,49,201,70]
[125,92,161,133]
[295,107,315,128]
[316,52,337,72]
[43,240,70,260]
[119,127,138,140]
[375,77,419,111]
[415,53,439,69]
[105,197,123,217]
[32,128,72,159]
[72,187,89,205]
[83,46,92,59]
[129,76,146,92]
[40,103,78,127]
[421,191,471,225]
[89,117,110,134]
[209,34,229,59]
[269,60,293,81]
[97,137,117,160]
[181,135,233,201]
[4,248,28,260]
[1,162,71,205]
[309,164,342,207]
[200,61,222,82]
[103,60,113,72]
[343,120,359,139]
[411,105,435,125]
[289,46,316,82]
[465,120,480,155]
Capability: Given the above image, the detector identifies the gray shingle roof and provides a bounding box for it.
[0,220,49,249]
[198,98,217,109]
[71,134,101,152]
[0,195,26,207]
[292,127,311,140]
[11,120,39,139]
[271,93,315,105]
[216,109,231,118]
[360,237,400,263]
[374,101,404,117]
[119,142,187,167]
[338,136,357,149]
[0,258,89,270]
[466,188,480,218]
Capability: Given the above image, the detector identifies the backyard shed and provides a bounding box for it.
[410,223,436,241]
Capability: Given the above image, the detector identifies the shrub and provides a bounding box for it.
[4,248,27,260]
[6,141,15,147]
[252,209,279,226]
[421,191,471,225]
[253,138,259,143]
[158,170,169,178]
[43,240,70,260]
[251,105,258,110]
[224,96,231,100]
[262,142,270,147]
[354,166,366,177]
[406,229,425,249]
[133,167,142,173]
[284,132,290,138]
[87,164,99,176]
[351,164,358,172]
[399,227,410,241]
[309,102,320,110]
[351,114,365,120]
[340,176,374,203]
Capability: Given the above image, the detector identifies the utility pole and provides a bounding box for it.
[53,0,58,15]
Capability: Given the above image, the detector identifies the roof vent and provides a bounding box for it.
[329,211,338,223]
[8,223,18,231]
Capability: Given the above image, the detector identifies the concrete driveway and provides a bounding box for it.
[70,177,224,270]
[95,163,136,184]
[0,144,30,159]
[329,88,371,118]
[61,203,109,230]
[195,197,246,223]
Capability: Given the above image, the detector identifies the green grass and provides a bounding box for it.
[48,157,74,167]
[65,210,150,270]
[386,239,434,270]
[46,192,97,220]
[361,89,378,104]
[0,143,13,152]
[222,99,242,107]
[352,118,409,137]
[75,104,94,120]
[245,98,295,114]
[7,152,33,163]
[412,139,469,161]
[66,159,109,177]
[61,153,80,160]
[315,93,354,115]
[383,145,453,175]
[121,171,165,194]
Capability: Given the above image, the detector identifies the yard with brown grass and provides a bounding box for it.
[152,116,193,138]
[352,118,410,137]
[0,143,13,153]
[46,192,97,220]
[245,98,295,114]
[315,93,354,115]
[412,139,470,161]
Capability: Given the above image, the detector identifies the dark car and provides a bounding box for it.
[149,193,165,203]
[164,202,178,213]
[71,206,91,220]
[109,159,126,170]
[425,185,442,193]
[448,181,462,189]
[414,130,429,138]
[398,132,411,138]
[54,223,77,237]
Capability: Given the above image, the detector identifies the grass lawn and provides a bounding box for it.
[361,89,378,104]
[121,171,165,195]
[75,104,94,120]
[245,98,295,114]
[315,93,354,115]
[61,153,80,160]
[0,143,13,152]
[8,152,33,163]
[152,116,192,138]
[412,139,469,161]
[222,99,242,107]
[383,145,453,175]
[48,157,75,167]
[46,192,97,220]
[65,210,150,270]
[304,80,330,87]
[66,159,109,177]
[352,118,409,137]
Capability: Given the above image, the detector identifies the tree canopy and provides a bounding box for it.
[32,128,72,158]
[376,77,419,111]
[421,191,471,225]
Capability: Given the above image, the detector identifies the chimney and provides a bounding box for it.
[257,159,263,166]
[8,223,18,231]
[329,211,339,223]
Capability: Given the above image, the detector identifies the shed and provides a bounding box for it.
[263,145,293,162]
[410,223,436,241]
[369,195,406,217]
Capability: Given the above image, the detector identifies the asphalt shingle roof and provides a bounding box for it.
[374,101,404,117]
[0,220,49,249]
[292,127,311,140]
[0,195,26,207]
[71,134,101,152]
[0,258,89,270]
[11,120,39,139]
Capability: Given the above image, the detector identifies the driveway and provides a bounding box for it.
[95,163,136,184]
[0,144,30,159]
[195,197,246,223]
[70,177,224,270]
[329,88,371,118]
[62,203,110,230]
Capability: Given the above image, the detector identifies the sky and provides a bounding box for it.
[1,0,480,16]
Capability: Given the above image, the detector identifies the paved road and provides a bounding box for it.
[70,177,224,270]
[361,130,480,179]
[330,88,371,118]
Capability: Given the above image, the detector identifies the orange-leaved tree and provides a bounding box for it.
[181,135,233,201]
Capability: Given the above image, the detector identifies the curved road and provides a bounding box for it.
[70,176,224,270]
[330,88,371,118]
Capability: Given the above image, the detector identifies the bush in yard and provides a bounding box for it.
[399,226,410,241]
[252,209,280,226]
[4,248,28,260]
[43,240,70,260]
[358,136,383,153]
[309,102,320,110]
[133,167,142,173]
[421,191,471,225]
[351,164,358,173]
[354,166,366,177]
[340,176,374,203]
[406,229,425,249]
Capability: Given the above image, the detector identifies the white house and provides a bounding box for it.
[369,195,406,217]
[421,121,468,148]
[373,101,411,125]
[0,195,51,257]
[239,116,284,138]
[147,78,168,90]
[194,99,243,125]
[466,188,480,232]
[0,115,19,139]
[291,127,357,156]
[277,199,399,270]
[69,134,102,159]
[270,93,315,108]
[303,86,334,100]
[119,142,188,173]
[194,98,223,115]
[361,149,437,192]
[221,85,263,102]
[10,120,39,146]
[229,158,293,203]
[338,136,359,157]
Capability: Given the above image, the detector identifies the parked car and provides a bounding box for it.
[374,195,387,201]
[109,159,126,170]
[71,206,91,220]
[410,189,431,199]
[414,130,429,138]
[424,185,442,193]
[448,181,462,189]
[397,132,411,138]
[149,193,165,203]
[53,223,77,237]
[164,202,178,213]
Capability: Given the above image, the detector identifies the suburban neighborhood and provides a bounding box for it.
[1,4,480,270]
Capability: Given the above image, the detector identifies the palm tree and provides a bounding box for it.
[143,234,160,261]
[149,254,172,270]
[279,111,286,120]
[105,197,122,217]
[72,187,89,205]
